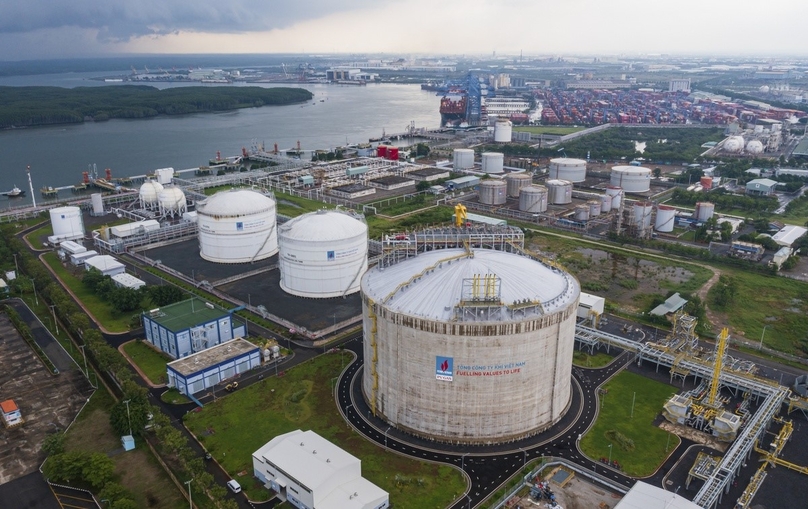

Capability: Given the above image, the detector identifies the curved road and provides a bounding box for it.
[335,338,661,508]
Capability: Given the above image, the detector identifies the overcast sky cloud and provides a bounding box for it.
[1,0,807,60]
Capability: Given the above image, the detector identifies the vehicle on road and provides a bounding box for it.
[227,480,241,493]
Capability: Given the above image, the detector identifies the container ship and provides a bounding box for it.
[440,94,468,126]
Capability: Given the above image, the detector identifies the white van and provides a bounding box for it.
[226,480,242,493]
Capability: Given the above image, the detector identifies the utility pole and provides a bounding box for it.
[184,479,193,509]
[78,345,89,378]
[50,305,58,335]
[759,325,767,350]
[29,277,38,306]
[123,399,132,436]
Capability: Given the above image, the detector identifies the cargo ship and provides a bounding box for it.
[440,94,468,127]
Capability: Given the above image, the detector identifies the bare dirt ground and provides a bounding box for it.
[508,466,623,509]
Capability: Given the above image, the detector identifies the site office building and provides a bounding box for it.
[142,297,245,359]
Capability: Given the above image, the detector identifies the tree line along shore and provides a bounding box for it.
[0,85,313,129]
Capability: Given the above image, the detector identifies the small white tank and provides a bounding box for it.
[549,158,587,183]
[505,173,532,198]
[655,205,676,232]
[481,152,505,174]
[611,166,651,193]
[588,199,601,217]
[49,206,84,240]
[518,185,548,213]
[91,193,104,215]
[600,193,612,213]
[694,202,715,222]
[605,186,623,209]
[574,205,590,222]
[494,119,513,143]
[453,149,475,170]
[633,202,653,231]
[546,179,573,205]
[479,180,507,205]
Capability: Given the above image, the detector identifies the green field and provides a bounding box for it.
[572,350,614,368]
[64,389,185,509]
[123,340,171,385]
[184,353,465,507]
[581,371,679,476]
[42,252,132,332]
[274,191,334,217]
[513,126,586,135]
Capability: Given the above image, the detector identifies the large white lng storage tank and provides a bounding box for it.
[478,180,507,205]
[481,152,505,174]
[197,189,278,264]
[546,179,573,205]
[505,173,533,198]
[361,248,580,443]
[494,119,513,143]
[519,185,548,213]
[610,166,651,193]
[49,206,85,241]
[549,158,587,183]
[278,210,368,298]
[453,149,475,170]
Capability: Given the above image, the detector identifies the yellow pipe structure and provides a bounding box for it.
[454,203,467,227]
[707,328,729,407]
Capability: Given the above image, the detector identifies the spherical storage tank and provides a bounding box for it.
[546,179,573,205]
[611,166,651,193]
[453,149,475,170]
[478,180,507,205]
[518,185,548,213]
[494,119,513,143]
[549,158,587,183]
[655,205,676,233]
[49,206,84,239]
[723,136,745,153]
[481,152,505,174]
[505,173,532,198]
[746,140,764,154]
[139,180,164,209]
[158,186,187,217]
[279,210,368,298]
[196,189,278,264]
[361,248,580,443]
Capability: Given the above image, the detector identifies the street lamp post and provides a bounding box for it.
[184,479,193,509]
[607,443,613,465]
[519,447,526,469]
[759,325,767,350]
[29,277,38,306]
[49,305,58,335]
[123,399,132,436]
[462,452,469,471]
[384,426,391,451]
[78,345,89,378]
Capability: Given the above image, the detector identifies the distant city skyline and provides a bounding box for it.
[1,0,807,61]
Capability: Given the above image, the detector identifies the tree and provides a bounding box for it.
[99,482,133,504]
[109,287,142,313]
[111,499,139,509]
[711,275,738,309]
[42,431,66,455]
[653,167,662,178]
[147,285,184,307]
[415,143,431,157]
[415,181,431,192]
[82,268,106,292]
[81,453,115,489]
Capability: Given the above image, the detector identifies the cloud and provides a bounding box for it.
[0,0,389,41]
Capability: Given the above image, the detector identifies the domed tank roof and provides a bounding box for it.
[139,180,164,203]
[362,248,578,321]
[197,189,275,217]
[158,187,186,209]
[724,136,745,153]
[746,140,764,154]
[279,210,367,242]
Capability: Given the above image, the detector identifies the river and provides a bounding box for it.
[0,73,442,208]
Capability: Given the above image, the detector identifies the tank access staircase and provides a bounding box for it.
[573,324,790,509]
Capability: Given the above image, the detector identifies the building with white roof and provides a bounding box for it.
[84,255,126,277]
[167,338,260,395]
[615,481,702,509]
[745,178,778,196]
[252,430,388,509]
[772,225,807,247]
[111,273,146,290]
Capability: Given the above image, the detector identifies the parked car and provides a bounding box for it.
[226,480,242,493]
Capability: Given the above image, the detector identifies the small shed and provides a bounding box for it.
[650,293,688,316]
[70,250,98,266]
[1,399,23,428]
[59,240,86,256]
[121,435,135,451]
[84,255,126,277]
[111,273,146,290]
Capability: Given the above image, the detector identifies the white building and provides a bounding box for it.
[668,79,691,92]
[84,255,126,277]
[772,225,808,248]
[111,273,146,290]
[166,339,260,396]
[253,430,388,509]
[615,481,702,509]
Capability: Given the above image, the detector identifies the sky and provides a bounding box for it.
[1,0,808,60]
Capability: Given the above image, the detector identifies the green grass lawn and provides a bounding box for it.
[513,126,586,135]
[274,191,334,217]
[64,390,186,509]
[572,350,614,368]
[184,353,466,508]
[161,388,191,405]
[42,252,133,332]
[123,340,171,385]
[581,371,679,476]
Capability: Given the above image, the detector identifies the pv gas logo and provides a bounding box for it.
[436,356,453,382]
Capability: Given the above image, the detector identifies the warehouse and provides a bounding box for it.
[745,178,778,196]
[771,225,807,247]
[142,297,246,359]
[166,338,260,396]
[111,273,146,290]
[84,255,126,277]
[252,429,388,509]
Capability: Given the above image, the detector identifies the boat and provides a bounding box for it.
[3,185,25,197]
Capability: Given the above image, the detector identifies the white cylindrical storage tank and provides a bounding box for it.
[494,119,513,143]
[588,199,601,217]
[518,185,548,213]
[158,187,187,217]
[481,152,505,174]
[91,193,104,215]
[694,202,715,222]
[453,149,475,170]
[605,185,623,209]
[655,205,676,233]
[546,179,573,205]
[611,166,651,193]
[633,202,653,231]
[139,180,164,209]
[197,189,278,264]
[505,173,532,198]
[361,248,580,443]
[278,210,368,298]
[600,193,612,213]
[49,206,84,239]
[478,180,507,205]
[574,205,590,222]
[549,158,587,183]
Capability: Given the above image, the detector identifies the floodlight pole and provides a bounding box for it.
[50,305,58,335]
[607,443,613,465]
[184,479,193,509]
[123,399,132,436]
